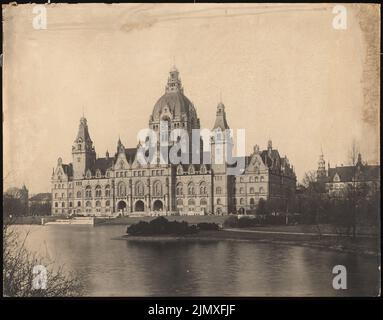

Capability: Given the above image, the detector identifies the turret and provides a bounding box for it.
[72,117,96,179]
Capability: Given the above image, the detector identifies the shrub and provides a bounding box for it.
[237,216,257,228]
[197,222,220,231]
[126,217,198,235]
[223,215,239,228]
[223,216,260,228]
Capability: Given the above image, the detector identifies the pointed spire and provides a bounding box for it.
[117,136,124,154]
[75,116,92,144]
[213,100,230,130]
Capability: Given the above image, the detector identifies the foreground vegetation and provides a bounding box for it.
[3,222,83,297]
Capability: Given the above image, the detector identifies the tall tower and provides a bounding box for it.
[72,117,96,179]
[211,102,231,173]
[211,101,233,214]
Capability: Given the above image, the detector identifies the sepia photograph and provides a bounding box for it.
[2,3,381,299]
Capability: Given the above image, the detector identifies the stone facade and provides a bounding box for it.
[317,153,380,198]
[51,68,296,216]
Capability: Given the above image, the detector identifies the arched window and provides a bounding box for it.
[118,182,127,197]
[68,192,72,198]
[105,185,110,197]
[188,182,195,195]
[216,187,222,194]
[250,187,255,194]
[259,187,264,193]
[176,198,183,206]
[176,182,183,195]
[135,181,144,196]
[240,187,244,194]
[200,198,207,206]
[55,202,58,207]
[85,186,92,198]
[61,202,65,207]
[85,201,91,207]
[240,198,245,205]
[250,198,255,207]
[152,181,162,196]
[95,185,102,197]
[249,176,254,182]
[188,199,195,206]
[255,176,258,182]
[217,198,221,205]
[76,191,81,198]
[77,201,81,207]
[199,182,207,195]
[260,176,264,182]
[105,200,110,207]
[96,201,101,207]
[69,202,73,207]
[96,170,101,178]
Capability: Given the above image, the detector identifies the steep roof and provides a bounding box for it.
[213,102,230,130]
[62,164,73,177]
[75,117,92,143]
[125,148,137,163]
[29,193,51,202]
[91,157,114,174]
[328,164,380,182]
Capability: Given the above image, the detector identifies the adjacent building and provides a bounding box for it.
[317,152,380,198]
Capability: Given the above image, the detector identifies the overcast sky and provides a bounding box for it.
[3,3,380,194]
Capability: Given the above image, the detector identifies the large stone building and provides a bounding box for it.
[51,68,296,216]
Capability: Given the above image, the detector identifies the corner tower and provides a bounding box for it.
[211,101,233,215]
[72,117,96,179]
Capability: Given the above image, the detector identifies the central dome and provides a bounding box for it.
[151,67,198,123]
[152,91,197,121]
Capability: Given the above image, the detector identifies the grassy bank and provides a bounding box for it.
[95,215,228,226]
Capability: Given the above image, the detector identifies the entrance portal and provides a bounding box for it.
[117,200,127,212]
[153,200,163,211]
[134,200,145,212]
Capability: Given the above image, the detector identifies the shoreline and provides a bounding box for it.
[114,229,380,258]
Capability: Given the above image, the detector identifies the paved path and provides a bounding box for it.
[223,228,376,238]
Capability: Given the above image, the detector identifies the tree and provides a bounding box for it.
[3,222,83,297]
[346,139,362,238]
[3,194,25,217]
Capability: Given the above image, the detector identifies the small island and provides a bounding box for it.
[115,216,224,242]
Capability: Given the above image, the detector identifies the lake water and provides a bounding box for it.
[14,225,380,297]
